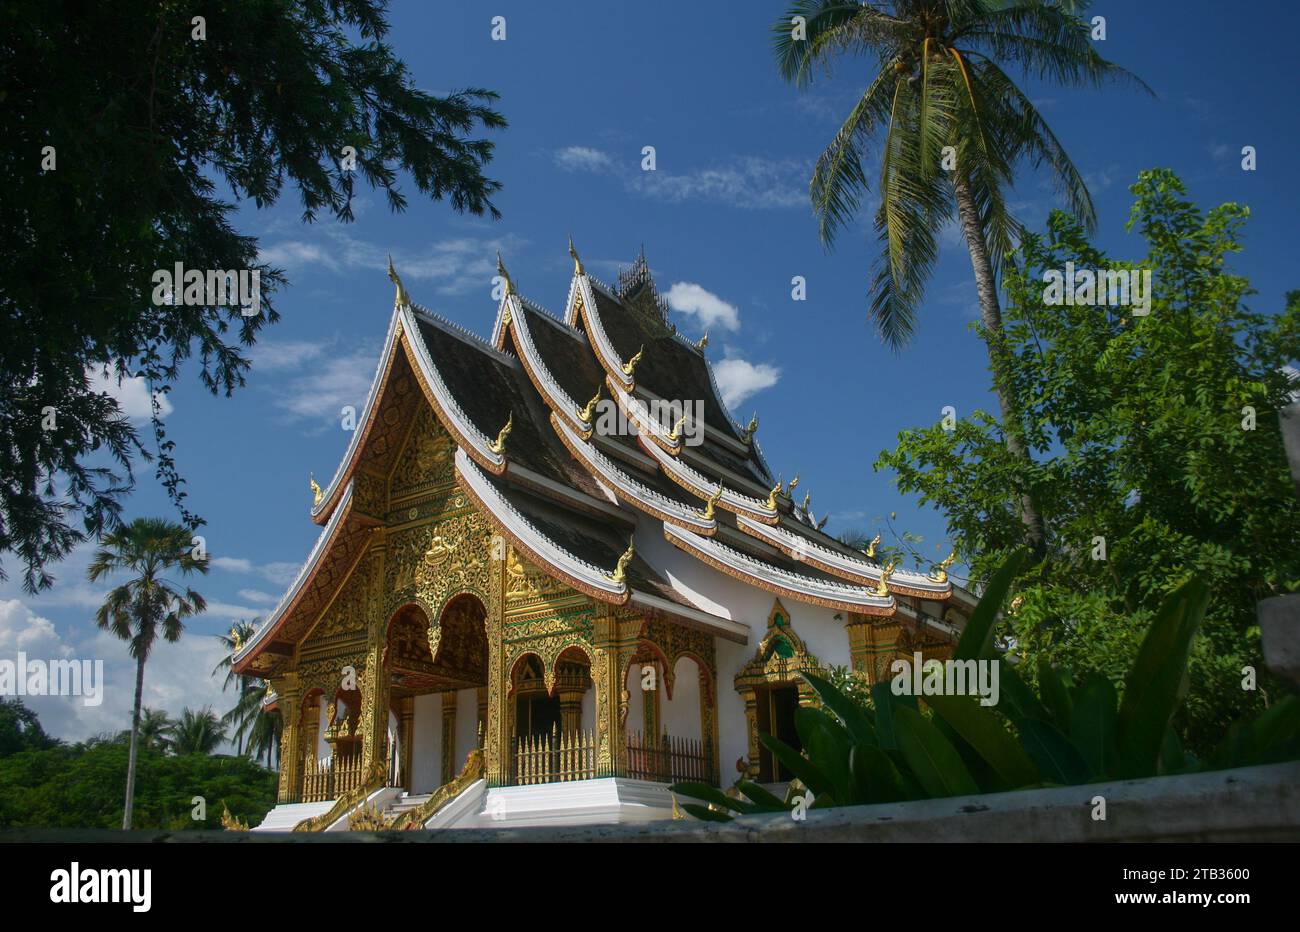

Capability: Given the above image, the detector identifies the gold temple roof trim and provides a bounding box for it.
[455,450,630,604]
[233,480,357,673]
[638,427,780,525]
[734,514,953,599]
[550,413,718,536]
[662,523,896,616]
[628,591,749,645]
[499,292,595,436]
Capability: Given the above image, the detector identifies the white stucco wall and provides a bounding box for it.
[663,655,703,744]
[409,692,441,793]
[633,511,854,780]
[453,686,480,773]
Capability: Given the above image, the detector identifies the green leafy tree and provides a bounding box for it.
[0,0,506,592]
[772,0,1147,551]
[876,169,1300,750]
[0,697,60,757]
[167,707,227,755]
[88,517,208,828]
[213,621,259,754]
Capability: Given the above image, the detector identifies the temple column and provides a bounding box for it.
[358,538,390,782]
[441,690,458,784]
[476,686,488,748]
[739,687,760,782]
[559,681,585,736]
[397,696,414,789]
[591,606,638,778]
[846,614,903,685]
[272,672,301,803]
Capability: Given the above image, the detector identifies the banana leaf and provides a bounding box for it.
[894,705,980,798]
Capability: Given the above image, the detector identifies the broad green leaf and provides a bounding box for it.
[736,780,790,811]
[802,670,877,744]
[954,549,1029,661]
[1018,719,1092,785]
[1037,661,1074,732]
[849,743,908,803]
[1117,579,1209,778]
[996,665,1052,725]
[797,707,855,804]
[668,781,760,814]
[680,803,732,822]
[871,679,916,749]
[758,732,834,800]
[1069,674,1118,779]
[926,694,1038,788]
[894,705,980,798]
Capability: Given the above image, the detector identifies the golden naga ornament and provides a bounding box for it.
[611,535,635,583]
[875,559,898,597]
[310,472,323,508]
[668,413,689,443]
[489,412,513,454]
[496,252,515,297]
[568,236,584,276]
[700,481,723,520]
[229,627,243,652]
[765,479,782,511]
[577,384,602,423]
[696,331,709,351]
[741,414,758,445]
[865,532,881,558]
[621,345,644,378]
[930,549,957,583]
[787,473,800,493]
[387,255,410,308]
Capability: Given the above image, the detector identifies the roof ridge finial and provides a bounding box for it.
[865,532,881,559]
[488,411,513,454]
[387,255,410,308]
[577,383,602,423]
[568,235,584,277]
[310,472,323,508]
[496,251,515,297]
[621,344,644,378]
[700,480,723,521]
[930,548,957,583]
[741,414,759,446]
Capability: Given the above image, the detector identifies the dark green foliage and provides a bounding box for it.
[0,0,506,592]
[876,170,1300,752]
[0,738,277,830]
[673,553,1300,820]
[0,698,60,757]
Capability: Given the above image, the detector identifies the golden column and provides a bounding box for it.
[591,605,638,777]
[271,672,300,803]
[845,613,903,685]
[358,537,390,782]
[397,696,414,789]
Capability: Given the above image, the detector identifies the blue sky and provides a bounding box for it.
[6,0,1299,740]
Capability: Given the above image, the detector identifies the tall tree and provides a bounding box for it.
[117,707,173,753]
[773,0,1148,553]
[88,518,207,828]
[168,707,228,756]
[0,1,506,592]
[213,618,258,753]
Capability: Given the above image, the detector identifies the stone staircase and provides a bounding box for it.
[380,791,433,824]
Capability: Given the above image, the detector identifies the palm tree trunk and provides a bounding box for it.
[952,169,1047,555]
[123,653,146,830]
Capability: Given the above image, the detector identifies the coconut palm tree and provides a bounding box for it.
[88,517,207,829]
[117,707,173,752]
[213,620,259,754]
[773,0,1148,553]
[167,706,228,755]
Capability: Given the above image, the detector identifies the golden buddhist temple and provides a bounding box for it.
[231,245,973,830]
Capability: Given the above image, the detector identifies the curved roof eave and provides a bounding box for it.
[662,523,896,616]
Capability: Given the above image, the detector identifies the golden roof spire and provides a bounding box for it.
[611,534,635,583]
[577,384,602,423]
[875,558,898,597]
[765,479,782,511]
[568,236,584,276]
[310,472,323,507]
[496,252,515,297]
[488,412,513,454]
[787,473,800,494]
[668,413,689,443]
[387,255,410,308]
[741,414,758,445]
[697,331,709,351]
[621,345,644,378]
[865,532,881,558]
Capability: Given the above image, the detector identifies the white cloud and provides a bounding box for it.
[665,282,741,332]
[249,340,328,372]
[209,556,253,573]
[713,356,781,408]
[554,146,613,172]
[257,562,300,587]
[86,366,174,421]
[258,240,339,271]
[238,589,278,605]
[0,600,72,656]
[271,343,378,426]
[631,156,806,210]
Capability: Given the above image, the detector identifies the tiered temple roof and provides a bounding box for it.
[232,246,959,677]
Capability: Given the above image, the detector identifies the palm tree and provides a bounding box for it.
[117,707,173,752]
[88,517,207,829]
[213,620,259,754]
[167,706,228,755]
[774,0,1148,553]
